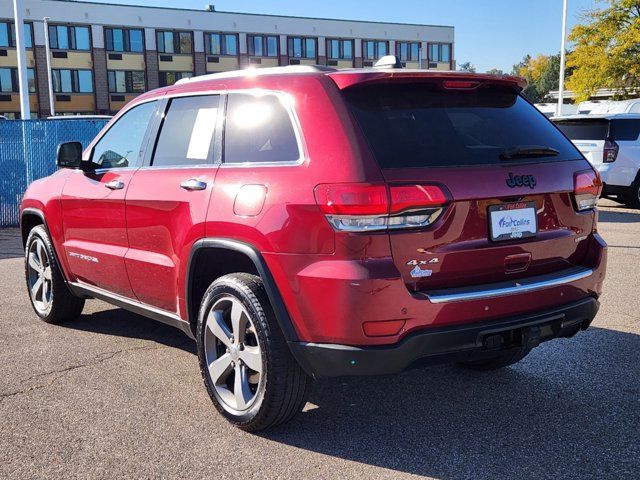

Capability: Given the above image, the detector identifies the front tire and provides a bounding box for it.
[24,225,85,324]
[197,273,311,432]
[624,179,640,209]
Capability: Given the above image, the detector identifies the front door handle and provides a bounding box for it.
[180,179,207,191]
[105,180,125,190]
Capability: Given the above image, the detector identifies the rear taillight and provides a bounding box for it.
[314,183,449,232]
[574,170,603,211]
[603,139,619,163]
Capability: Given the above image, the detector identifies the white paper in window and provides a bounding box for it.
[186,107,218,160]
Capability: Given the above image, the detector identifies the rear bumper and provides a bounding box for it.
[289,297,599,378]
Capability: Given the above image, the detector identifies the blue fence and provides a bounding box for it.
[0,119,108,227]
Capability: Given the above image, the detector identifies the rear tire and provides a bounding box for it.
[458,347,532,371]
[24,225,85,324]
[624,180,640,209]
[196,273,311,432]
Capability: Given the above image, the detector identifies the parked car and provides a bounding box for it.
[534,102,577,117]
[46,115,112,120]
[588,99,640,115]
[553,114,640,207]
[20,64,607,431]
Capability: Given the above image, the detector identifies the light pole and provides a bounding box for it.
[557,0,568,116]
[12,0,30,120]
[43,17,55,116]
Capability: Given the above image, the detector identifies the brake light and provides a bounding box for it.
[314,183,449,232]
[442,80,480,90]
[603,139,619,163]
[574,170,602,211]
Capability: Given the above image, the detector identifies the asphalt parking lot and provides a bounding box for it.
[1,199,639,480]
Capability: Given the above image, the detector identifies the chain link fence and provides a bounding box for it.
[0,119,108,227]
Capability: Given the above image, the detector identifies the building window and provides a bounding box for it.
[428,43,452,63]
[326,39,353,60]
[159,71,193,87]
[287,37,316,59]
[0,21,33,48]
[205,33,238,56]
[105,28,144,53]
[156,30,192,54]
[396,41,421,62]
[247,35,278,57]
[49,25,90,51]
[362,40,388,60]
[0,67,36,93]
[108,70,146,93]
[52,69,93,93]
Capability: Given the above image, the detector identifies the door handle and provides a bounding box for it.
[105,180,125,190]
[180,179,207,191]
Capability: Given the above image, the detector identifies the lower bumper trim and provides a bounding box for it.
[289,297,599,378]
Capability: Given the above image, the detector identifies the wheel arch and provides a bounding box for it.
[186,238,300,343]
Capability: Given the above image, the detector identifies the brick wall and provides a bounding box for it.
[145,50,159,90]
[92,48,109,114]
[34,46,51,117]
[194,51,206,77]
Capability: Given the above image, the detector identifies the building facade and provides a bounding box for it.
[0,0,455,118]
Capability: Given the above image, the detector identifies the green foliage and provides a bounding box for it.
[566,0,640,101]
[486,68,504,75]
[458,62,476,73]
[511,54,562,103]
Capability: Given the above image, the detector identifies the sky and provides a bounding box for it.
[82,0,601,72]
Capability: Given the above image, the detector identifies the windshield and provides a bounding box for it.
[343,83,582,168]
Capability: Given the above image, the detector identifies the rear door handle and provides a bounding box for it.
[105,180,125,190]
[180,179,207,191]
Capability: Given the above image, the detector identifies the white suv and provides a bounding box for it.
[553,114,640,208]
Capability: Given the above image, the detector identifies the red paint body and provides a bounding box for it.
[20,69,607,348]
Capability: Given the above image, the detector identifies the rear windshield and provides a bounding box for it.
[554,118,640,141]
[343,83,581,168]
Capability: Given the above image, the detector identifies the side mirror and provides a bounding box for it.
[56,142,83,169]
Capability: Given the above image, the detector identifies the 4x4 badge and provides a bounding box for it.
[506,173,536,189]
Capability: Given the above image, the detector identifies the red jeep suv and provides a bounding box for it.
[20,65,607,431]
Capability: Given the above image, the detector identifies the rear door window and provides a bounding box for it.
[152,95,220,167]
[224,93,300,164]
[343,83,581,168]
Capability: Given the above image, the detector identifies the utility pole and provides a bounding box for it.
[12,0,30,119]
[43,17,55,116]
[557,0,568,116]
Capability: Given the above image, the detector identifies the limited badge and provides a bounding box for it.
[410,266,433,278]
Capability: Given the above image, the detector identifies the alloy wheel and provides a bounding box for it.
[204,296,263,414]
[27,237,53,314]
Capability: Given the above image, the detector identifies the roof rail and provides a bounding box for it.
[176,65,337,85]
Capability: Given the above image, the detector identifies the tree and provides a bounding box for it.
[486,68,504,75]
[511,53,564,103]
[458,62,476,73]
[566,0,640,101]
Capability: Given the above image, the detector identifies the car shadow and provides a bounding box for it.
[261,327,640,478]
[598,208,640,224]
[60,307,196,354]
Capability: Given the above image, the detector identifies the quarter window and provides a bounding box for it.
[224,93,300,164]
[92,101,157,169]
[152,95,220,167]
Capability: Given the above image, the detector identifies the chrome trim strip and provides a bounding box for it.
[424,267,593,304]
[69,281,194,339]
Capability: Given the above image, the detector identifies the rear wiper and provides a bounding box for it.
[500,145,560,160]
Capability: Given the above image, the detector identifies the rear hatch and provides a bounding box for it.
[342,80,597,291]
[552,118,609,168]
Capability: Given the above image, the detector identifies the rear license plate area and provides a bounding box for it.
[488,201,537,242]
